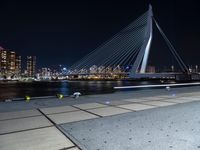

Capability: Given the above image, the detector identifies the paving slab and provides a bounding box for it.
[0,109,41,121]
[142,96,168,101]
[123,98,147,103]
[183,92,200,96]
[140,100,175,107]
[176,97,199,102]
[40,105,79,115]
[99,100,133,106]
[47,110,98,124]
[180,97,200,101]
[162,97,199,104]
[87,106,131,117]
[73,103,107,110]
[0,116,52,134]
[158,95,179,99]
[0,126,74,150]
[118,103,156,111]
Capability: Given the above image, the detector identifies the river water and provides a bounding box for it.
[0,80,168,101]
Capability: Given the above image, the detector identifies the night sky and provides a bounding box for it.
[0,0,200,70]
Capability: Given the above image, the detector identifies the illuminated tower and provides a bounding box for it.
[7,51,16,74]
[15,55,21,75]
[27,56,36,77]
[0,48,8,74]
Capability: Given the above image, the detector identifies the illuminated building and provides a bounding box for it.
[27,56,36,77]
[15,55,21,75]
[113,65,122,74]
[146,65,156,73]
[89,65,97,74]
[7,51,16,74]
[0,47,22,76]
[0,48,7,74]
[41,68,51,78]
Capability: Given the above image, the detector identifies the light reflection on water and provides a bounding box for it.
[60,81,68,95]
[0,80,164,100]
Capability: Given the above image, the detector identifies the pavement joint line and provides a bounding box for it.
[156,99,178,104]
[0,114,42,122]
[58,145,77,150]
[71,105,103,118]
[136,102,161,107]
[81,101,136,115]
[0,125,54,136]
[113,105,137,112]
[72,102,109,110]
[37,108,82,150]
[115,102,168,111]
[59,125,86,150]
[88,110,137,119]
[83,101,115,110]
[58,117,102,126]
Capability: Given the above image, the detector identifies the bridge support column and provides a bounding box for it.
[130,4,153,77]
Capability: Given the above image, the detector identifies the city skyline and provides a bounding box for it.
[0,0,200,69]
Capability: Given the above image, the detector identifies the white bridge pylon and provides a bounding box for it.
[130,4,153,75]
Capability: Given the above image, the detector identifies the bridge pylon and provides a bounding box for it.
[130,4,153,77]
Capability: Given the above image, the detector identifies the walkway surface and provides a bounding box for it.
[1,86,200,150]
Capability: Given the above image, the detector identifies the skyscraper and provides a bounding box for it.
[7,51,16,74]
[27,56,36,77]
[0,47,8,74]
[0,46,22,76]
[15,55,22,75]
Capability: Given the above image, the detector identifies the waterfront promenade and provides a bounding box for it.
[1,86,200,149]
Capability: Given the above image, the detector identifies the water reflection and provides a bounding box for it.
[59,81,69,95]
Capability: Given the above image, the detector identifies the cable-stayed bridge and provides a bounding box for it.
[68,5,193,80]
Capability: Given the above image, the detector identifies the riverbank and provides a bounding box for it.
[0,80,173,101]
[1,85,200,111]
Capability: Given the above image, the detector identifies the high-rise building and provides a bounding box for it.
[7,51,16,74]
[0,46,22,76]
[15,55,21,75]
[27,56,36,77]
[0,48,8,74]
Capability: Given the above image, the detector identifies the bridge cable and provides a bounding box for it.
[153,18,189,73]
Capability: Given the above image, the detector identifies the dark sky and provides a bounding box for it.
[0,0,200,69]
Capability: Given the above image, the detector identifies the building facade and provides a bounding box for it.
[7,51,16,74]
[0,47,22,76]
[27,56,36,77]
[15,55,22,75]
[0,48,7,74]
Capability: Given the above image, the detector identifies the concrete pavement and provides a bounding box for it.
[1,86,200,149]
